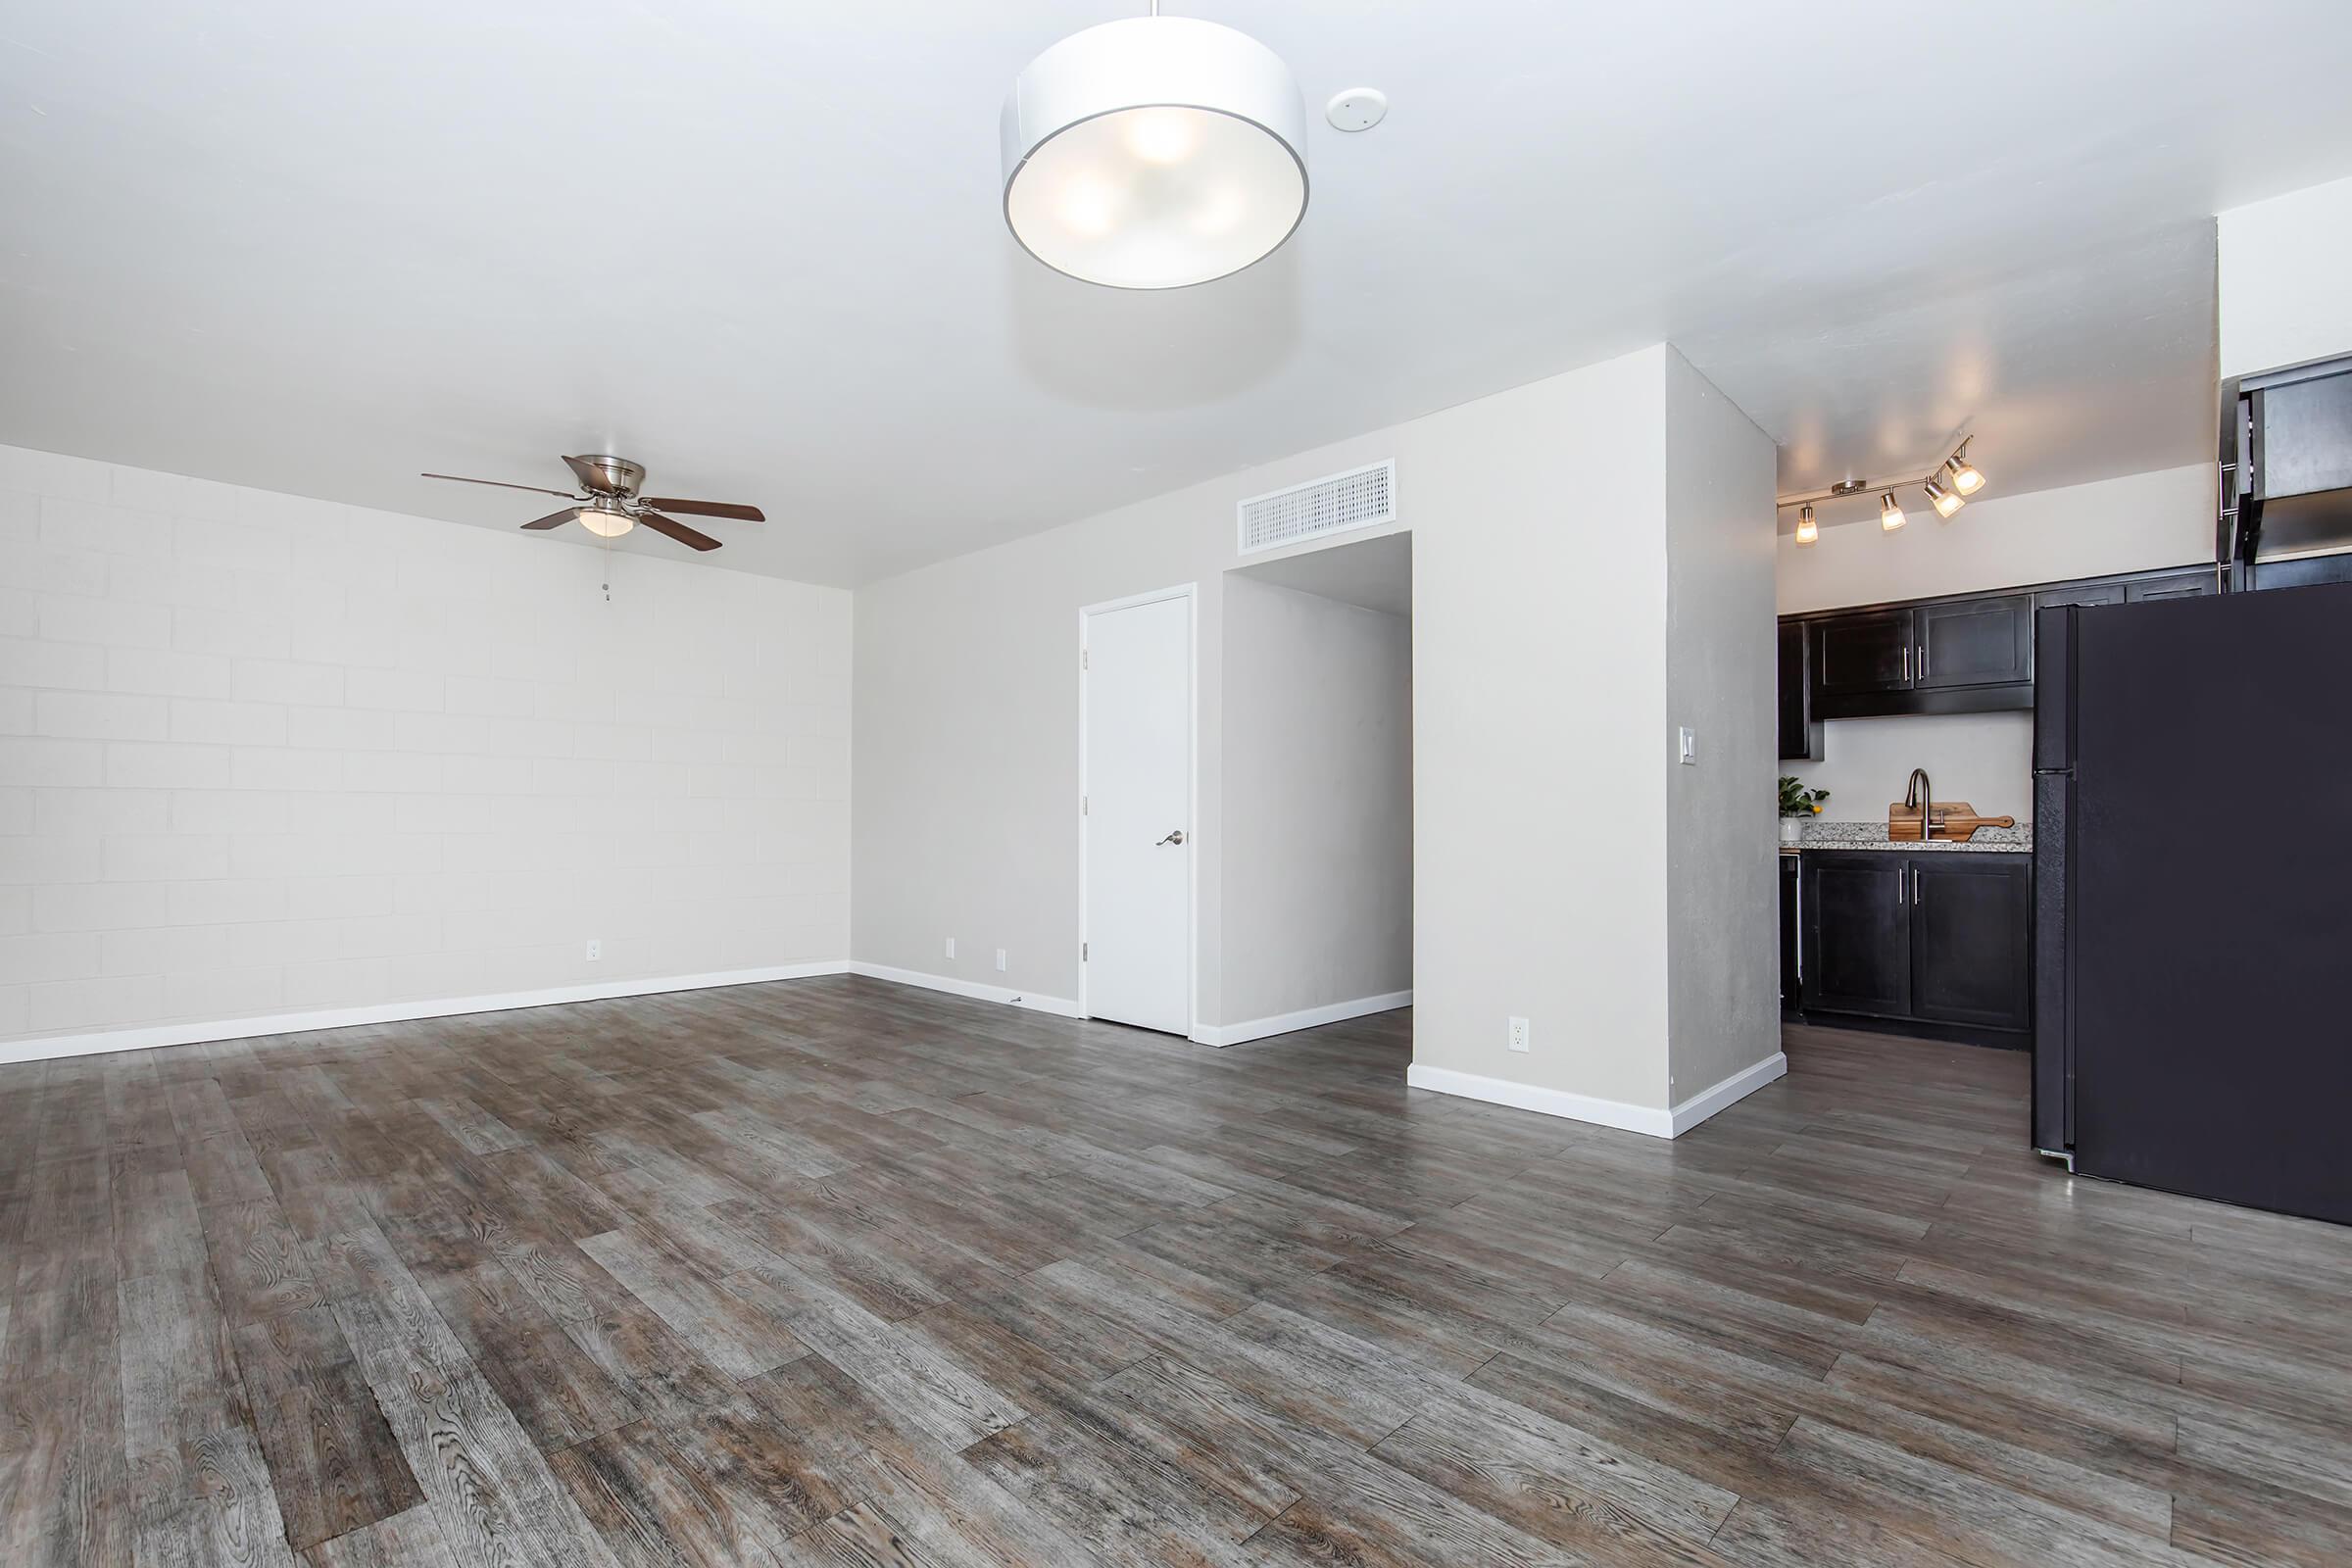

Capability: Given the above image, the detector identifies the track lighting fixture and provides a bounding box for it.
[1778,437,1984,543]
[1943,437,1984,497]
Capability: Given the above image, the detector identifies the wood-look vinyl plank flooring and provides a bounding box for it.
[2,985,2348,1564]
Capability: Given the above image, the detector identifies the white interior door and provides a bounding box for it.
[1083,591,1193,1035]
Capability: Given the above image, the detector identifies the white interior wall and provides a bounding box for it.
[1406,348,1677,1112]
[851,474,1256,1022]
[2220,173,2352,379]
[1776,465,2214,614]
[1788,713,2034,824]
[856,344,1778,1127]
[0,443,851,1057]
[1777,464,2213,823]
[1219,575,1411,1030]
[1662,353,1780,1107]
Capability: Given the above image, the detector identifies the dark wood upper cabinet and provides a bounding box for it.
[2035,581,2126,612]
[2247,553,2352,592]
[1783,560,2304,721]
[1777,620,1821,760]
[1802,852,1911,1018]
[1915,595,2033,689]
[1909,856,2033,1031]
[2126,569,2215,603]
[1812,610,1915,704]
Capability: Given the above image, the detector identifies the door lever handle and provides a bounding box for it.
[1156,830,1186,846]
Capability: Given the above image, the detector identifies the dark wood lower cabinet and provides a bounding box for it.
[1779,853,1801,1015]
[1910,856,2034,1029]
[1797,850,2031,1044]
[1801,853,1911,1017]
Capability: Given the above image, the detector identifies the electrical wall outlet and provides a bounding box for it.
[996,949,1007,972]
[944,937,956,959]
[1508,1016,1530,1053]
[584,939,602,961]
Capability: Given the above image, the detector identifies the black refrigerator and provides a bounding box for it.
[2034,582,2352,1224]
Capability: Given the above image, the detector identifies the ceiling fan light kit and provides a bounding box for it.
[1001,11,1308,289]
[421,455,763,553]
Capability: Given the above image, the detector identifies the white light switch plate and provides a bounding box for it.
[945,937,956,959]
[1678,727,1696,764]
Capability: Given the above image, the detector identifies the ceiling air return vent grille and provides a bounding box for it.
[1237,460,1396,556]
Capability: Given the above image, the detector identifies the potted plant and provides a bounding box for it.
[1779,776,1828,844]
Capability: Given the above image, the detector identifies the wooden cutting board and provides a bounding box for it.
[1886,801,2017,842]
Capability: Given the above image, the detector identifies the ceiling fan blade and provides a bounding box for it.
[421,472,581,501]
[520,509,577,530]
[641,498,765,522]
[562,455,607,491]
[637,510,722,552]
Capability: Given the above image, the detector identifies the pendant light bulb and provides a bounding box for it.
[1880,492,1907,532]
[1794,504,1818,546]
[1926,476,1965,519]
[1944,438,1985,497]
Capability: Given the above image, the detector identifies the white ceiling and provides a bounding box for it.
[1237,531,1410,617]
[6,3,2351,584]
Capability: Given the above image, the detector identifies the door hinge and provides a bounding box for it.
[1081,649,1088,670]
[1082,942,1088,961]
[1082,795,1088,815]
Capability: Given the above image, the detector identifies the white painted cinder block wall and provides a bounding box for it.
[0,442,851,1057]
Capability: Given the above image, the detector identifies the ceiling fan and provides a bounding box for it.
[420,454,764,552]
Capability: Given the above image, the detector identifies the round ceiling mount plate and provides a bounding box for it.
[1326,87,1388,131]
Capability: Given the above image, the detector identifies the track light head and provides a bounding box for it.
[1880,491,1907,532]
[1926,476,1964,519]
[1795,504,1818,546]
[1944,437,1984,497]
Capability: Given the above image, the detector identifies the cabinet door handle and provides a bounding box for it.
[1902,646,1911,681]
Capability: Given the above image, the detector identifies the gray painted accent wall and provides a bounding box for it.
[1663,351,1782,1104]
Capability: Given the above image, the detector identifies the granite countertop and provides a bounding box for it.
[1781,819,2032,854]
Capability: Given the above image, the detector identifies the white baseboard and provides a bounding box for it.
[0,960,855,1067]
[1404,1062,1676,1137]
[1404,1050,1788,1141]
[1190,990,1413,1049]
[1667,1051,1788,1136]
[846,961,1082,1018]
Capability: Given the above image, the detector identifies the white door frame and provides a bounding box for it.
[1077,582,1199,1033]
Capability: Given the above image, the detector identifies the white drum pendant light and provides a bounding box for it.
[1001,9,1308,289]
